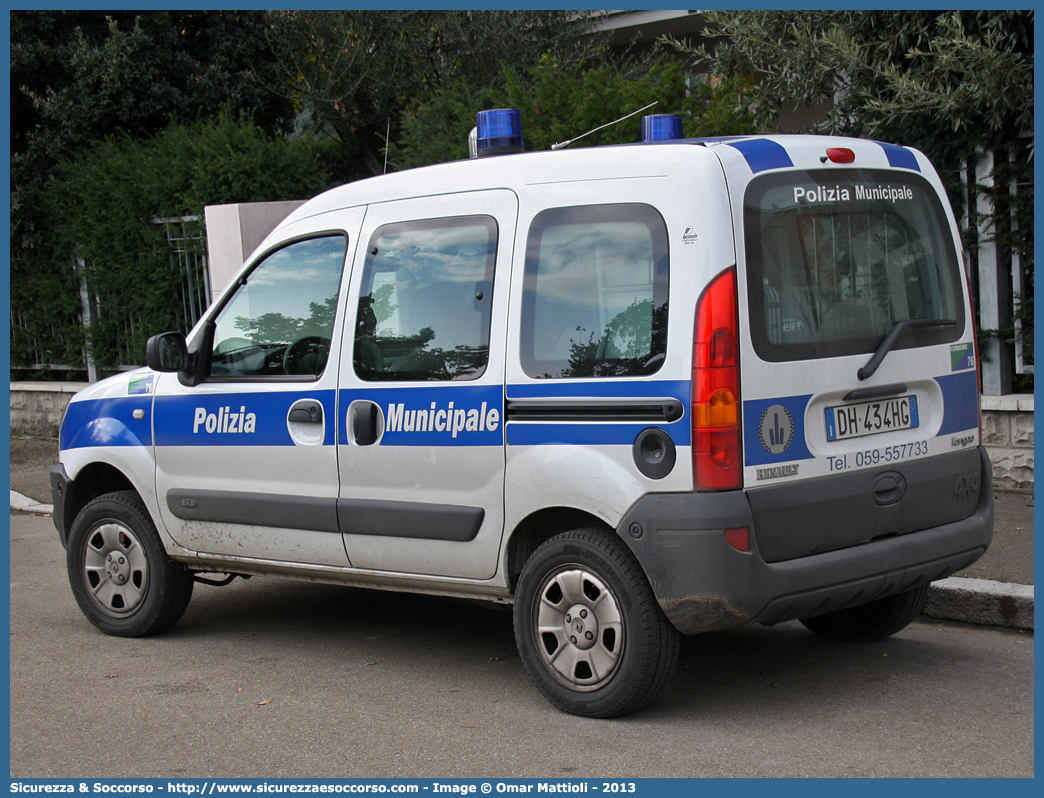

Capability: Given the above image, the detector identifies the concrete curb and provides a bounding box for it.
[9,490,1034,631]
[924,576,1034,630]
[10,490,53,516]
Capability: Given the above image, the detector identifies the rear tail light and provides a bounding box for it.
[693,268,742,490]
[826,147,855,163]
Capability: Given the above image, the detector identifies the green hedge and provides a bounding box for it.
[12,113,342,375]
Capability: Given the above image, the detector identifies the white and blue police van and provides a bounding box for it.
[52,110,993,717]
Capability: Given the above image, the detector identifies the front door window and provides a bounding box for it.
[208,235,347,379]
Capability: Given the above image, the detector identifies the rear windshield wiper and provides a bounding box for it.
[858,318,957,381]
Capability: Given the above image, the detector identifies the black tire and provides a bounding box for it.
[799,585,929,643]
[67,490,194,637]
[514,529,680,718]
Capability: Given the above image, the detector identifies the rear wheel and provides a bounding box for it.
[67,490,194,637]
[799,585,928,643]
[514,529,680,718]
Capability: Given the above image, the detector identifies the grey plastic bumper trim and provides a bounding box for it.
[618,446,995,635]
[49,463,71,547]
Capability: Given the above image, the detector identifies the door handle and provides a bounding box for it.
[288,400,323,424]
[351,401,380,446]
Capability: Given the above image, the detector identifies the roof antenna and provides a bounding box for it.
[551,101,658,151]
[383,117,391,174]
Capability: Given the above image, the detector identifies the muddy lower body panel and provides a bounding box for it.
[618,446,994,635]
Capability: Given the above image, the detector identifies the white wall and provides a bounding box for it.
[203,201,306,300]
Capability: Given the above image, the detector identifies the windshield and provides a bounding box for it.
[744,168,965,362]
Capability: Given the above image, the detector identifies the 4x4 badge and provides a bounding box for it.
[759,405,793,454]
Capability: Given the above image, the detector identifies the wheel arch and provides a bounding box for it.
[60,461,137,547]
[504,506,615,593]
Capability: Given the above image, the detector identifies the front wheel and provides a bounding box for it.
[514,529,680,718]
[799,585,929,643]
[67,490,194,637]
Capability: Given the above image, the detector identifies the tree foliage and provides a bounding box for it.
[667,10,1033,385]
[11,10,294,251]
[12,114,339,372]
[666,11,1031,144]
[6,10,757,376]
[261,10,600,179]
[391,54,758,170]
[261,10,431,179]
[10,11,301,375]
[665,11,1032,219]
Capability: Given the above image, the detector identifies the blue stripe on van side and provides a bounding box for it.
[725,138,794,174]
[875,141,921,172]
[154,390,336,447]
[934,372,979,435]
[506,380,691,447]
[61,396,154,450]
[339,384,504,447]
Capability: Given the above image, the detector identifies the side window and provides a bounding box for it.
[354,216,497,382]
[520,204,669,379]
[208,235,347,379]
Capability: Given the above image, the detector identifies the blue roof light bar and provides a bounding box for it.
[476,109,524,157]
[642,114,684,142]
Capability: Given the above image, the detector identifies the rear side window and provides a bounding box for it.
[520,204,669,379]
[745,169,964,362]
[354,216,497,382]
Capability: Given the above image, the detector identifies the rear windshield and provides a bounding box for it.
[744,168,965,362]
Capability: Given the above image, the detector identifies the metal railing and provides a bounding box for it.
[154,215,212,335]
[11,217,210,381]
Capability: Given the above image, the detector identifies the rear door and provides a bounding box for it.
[335,191,517,579]
[718,138,981,560]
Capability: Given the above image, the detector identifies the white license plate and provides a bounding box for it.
[825,396,919,441]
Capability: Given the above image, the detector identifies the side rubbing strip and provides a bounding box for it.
[875,141,921,172]
[338,499,484,542]
[167,490,486,541]
[166,490,339,532]
[725,138,794,174]
[506,398,684,423]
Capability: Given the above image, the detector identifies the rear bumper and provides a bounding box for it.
[619,446,994,635]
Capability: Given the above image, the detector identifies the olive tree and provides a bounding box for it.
[667,10,1033,386]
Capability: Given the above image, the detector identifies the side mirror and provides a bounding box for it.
[146,331,189,372]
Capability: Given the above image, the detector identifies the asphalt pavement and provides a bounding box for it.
[8,511,1035,777]
[9,436,1034,629]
